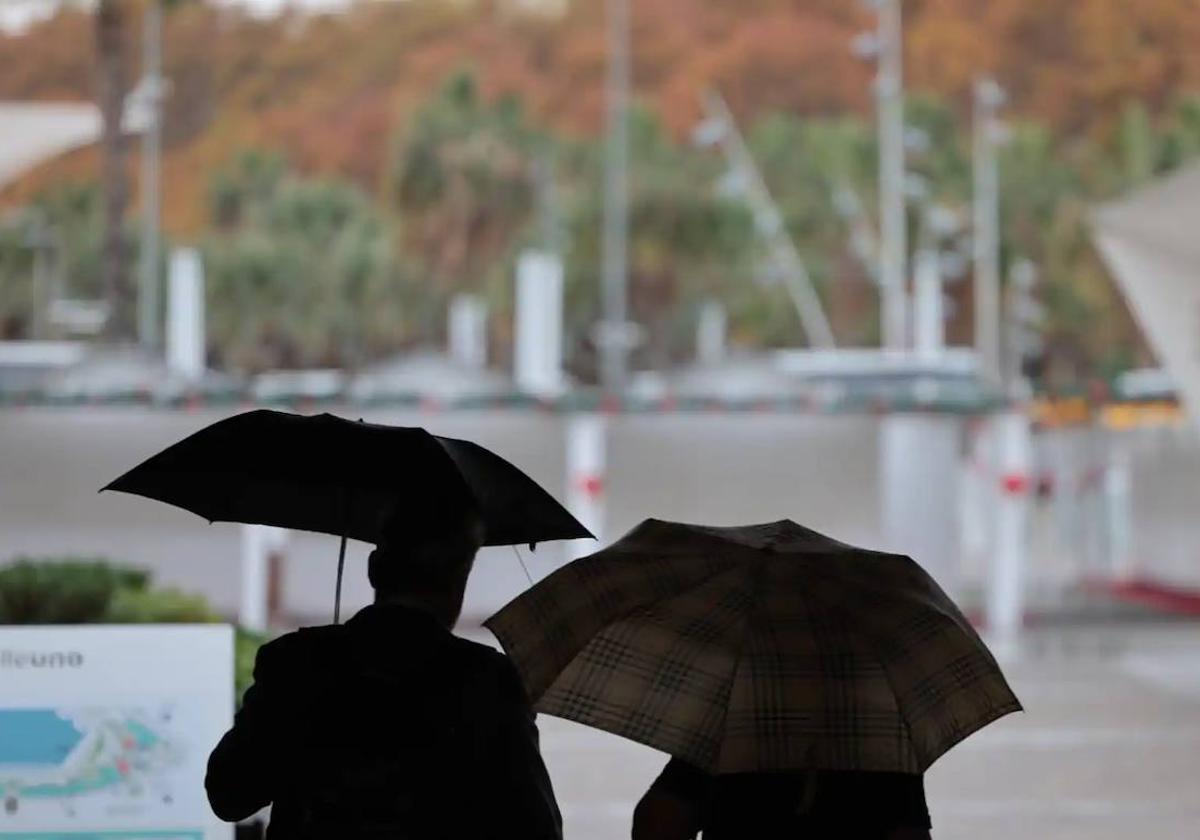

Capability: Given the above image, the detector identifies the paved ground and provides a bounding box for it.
[461,623,1200,840]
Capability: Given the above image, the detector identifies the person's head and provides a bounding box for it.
[367,507,485,628]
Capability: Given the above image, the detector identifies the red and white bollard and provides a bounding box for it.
[565,414,607,560]
[987,410,1032,661]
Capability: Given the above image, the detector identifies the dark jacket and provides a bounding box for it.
[646,758,930,840]
[206,604,562,840]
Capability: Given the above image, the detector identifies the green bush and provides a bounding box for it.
[1,556,265,702]
[0,558,149,623]
[236,628,268,695]
[105,587,221,623]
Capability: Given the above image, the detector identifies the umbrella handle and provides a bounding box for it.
[333,532,348,624]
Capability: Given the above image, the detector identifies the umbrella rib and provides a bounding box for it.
[707,557,770,773]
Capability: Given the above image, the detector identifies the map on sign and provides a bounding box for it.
[0,705,187,824]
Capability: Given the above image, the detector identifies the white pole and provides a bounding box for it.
[877,0,908,351]
[913,244,944,361]
[240,524,287,631]
[880,413,962,594]
[696,300,727,365]
[987,409,1031,660]
[166,247,205,380]
[565,414,607,560]
[514,250,565,397]
[448,293,487,369]
[240,525,268,632]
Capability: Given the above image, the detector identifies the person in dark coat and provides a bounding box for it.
[206,510,563,840]
[632,757,931,840]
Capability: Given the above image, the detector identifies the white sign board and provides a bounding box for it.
[0,625,235,840]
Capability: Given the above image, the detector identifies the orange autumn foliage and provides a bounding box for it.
[2,0,1199,235]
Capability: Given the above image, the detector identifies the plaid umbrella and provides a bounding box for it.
[485,518,1021,774]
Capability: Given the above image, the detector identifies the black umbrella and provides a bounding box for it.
[103,409,592,620]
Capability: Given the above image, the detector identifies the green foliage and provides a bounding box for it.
[235,627,268,696]
[0,223,35,338]
[0,559,148,623]
[6,54,1200,384]
[1160,95,1200,168]
[199,76,1200,382]
[204,151,404,372]
[0,557,264,701]
[388,68,543,321]
[560,106,758,368]
[0,183,110,339]
[104,586,220,623]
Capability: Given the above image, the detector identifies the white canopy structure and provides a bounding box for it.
[0,99,150,189]
[1092,164,1200,424]
[0,102,102,189]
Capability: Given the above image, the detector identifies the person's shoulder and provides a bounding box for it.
[255,623,348,670]
[446,633,511,672]
[446,634,527,695]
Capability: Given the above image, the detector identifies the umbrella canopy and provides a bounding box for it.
[103,409,592,547]
[486,518,1020,775]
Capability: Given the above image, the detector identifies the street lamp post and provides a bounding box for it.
[137,0,164,350]
[876,0,908,352]
[599,0,631,393]
[974,77,1006,386]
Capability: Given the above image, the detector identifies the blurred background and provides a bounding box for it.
[2,0,1200,837]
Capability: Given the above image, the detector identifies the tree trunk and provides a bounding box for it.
[96,0,133,342]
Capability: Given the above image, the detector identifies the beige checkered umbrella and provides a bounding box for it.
[485,518,1021,774]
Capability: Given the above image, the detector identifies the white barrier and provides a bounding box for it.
[986,410,1032,659]
[565,414,607,560]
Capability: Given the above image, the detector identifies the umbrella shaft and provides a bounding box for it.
[334,533,348,624]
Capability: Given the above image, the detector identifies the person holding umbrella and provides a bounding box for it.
[103,410,593,839]
[205,506,564,839]
[486,518,1022,840]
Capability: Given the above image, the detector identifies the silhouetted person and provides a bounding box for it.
[206,510,563,839]
[632,758,931,840]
